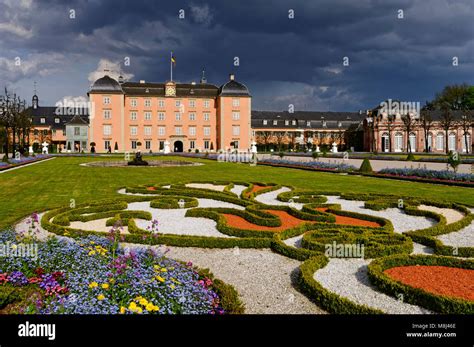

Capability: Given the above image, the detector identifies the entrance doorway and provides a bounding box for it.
[174,140,183,152]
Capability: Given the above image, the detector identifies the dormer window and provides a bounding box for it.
[273,120,278,125]
[306,121,311,127]
[322,120,327,127]
[285,120,289,126]
[338,121,342,128]
[40,118,46,124]
[292,120,296,126]
[263,119,268,125]
[55,118,60,124]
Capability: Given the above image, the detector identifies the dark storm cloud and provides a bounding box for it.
[0,0,472,110]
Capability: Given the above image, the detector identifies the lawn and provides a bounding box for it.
[0,155,472,230]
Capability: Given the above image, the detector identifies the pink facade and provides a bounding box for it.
[88,74,251,153]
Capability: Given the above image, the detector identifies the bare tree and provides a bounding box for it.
[274,131,287,152]
[256,131,273,152]
[418,109,434,152]
[400,113,418,153]
[439,106,456,154]
[459,109,472,153]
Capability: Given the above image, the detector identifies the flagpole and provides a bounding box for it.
[170,51,173,81]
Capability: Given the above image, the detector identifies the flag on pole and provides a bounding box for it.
[171,54,176,66]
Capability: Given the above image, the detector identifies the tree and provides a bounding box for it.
[0,88,27,158]
[256,131,273,151]
[400,113,417,153]
[419,108,434,152]
[274,131,287,152]
[459,109,472,154]
[385,115,396,152]
[439,106,456,154]
[433,84,469,110]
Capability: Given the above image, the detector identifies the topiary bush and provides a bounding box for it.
[359,158,373,173]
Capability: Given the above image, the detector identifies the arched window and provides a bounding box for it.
[381,133,389,152]
[436,133,444,151]
[409,132,416,152]
[427,132,433,152]
[462,133,471,153]
[394,132,403,152]
[448,132,456,151]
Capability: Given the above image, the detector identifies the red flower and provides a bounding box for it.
[28,277,42,284]
[0,273,8,284]
[34,267,45,276]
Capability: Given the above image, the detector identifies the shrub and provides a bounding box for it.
[312,151,319,160]
[279,152,284,159]
[359,158,373,173]
[448,151,461,173]
[406,152,416,161]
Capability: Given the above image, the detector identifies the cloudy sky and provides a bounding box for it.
[0,0,472,111]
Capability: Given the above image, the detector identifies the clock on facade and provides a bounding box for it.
[165,83,176,97]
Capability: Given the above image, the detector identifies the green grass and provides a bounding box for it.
[0,155,472,230]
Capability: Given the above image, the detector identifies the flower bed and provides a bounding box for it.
[258,159,357,172]
[0,229,243,314]
[378,168,473,183]
[0,154,51,171]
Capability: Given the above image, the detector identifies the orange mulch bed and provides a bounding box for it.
[146,187,156,191]
[384,266,474,301]
[222,210,314,231]
[243,185,270,198]
[315,208,380,228]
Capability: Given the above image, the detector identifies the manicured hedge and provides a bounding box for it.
[368,254,474,314]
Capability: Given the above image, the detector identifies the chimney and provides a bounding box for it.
[140,80,145,84]
[229,73,235,81]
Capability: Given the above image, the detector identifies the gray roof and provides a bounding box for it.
[121,82,219,97]
[251,111,363,130]
[66,114,89,125]
[218,80,250,96]
[25,106,89,129]
[90,75,123,93]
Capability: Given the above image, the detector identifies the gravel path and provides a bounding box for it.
[283,234,304,248]
[324,196,435,233]
[437,220,474,248]
[70,218,130,234]
[255,187,304,210]
[314,258,432,314]
[186,183,227,191]
[126,200,243,238]
[122,244,325,314]
[418,205,464,224]
[230,184,247,197]
[411,242,434,255]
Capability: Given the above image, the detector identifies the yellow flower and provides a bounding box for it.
[90,241,95,245]
[160,268,167,272]
[153,265,160,270]
[139,298,148,306]
[136,307,143,314]
[109,278,115,284]
[101,283,109,289]
[89,282,98,289]
[97,294,105,301]
[155,276,165,283]
[170,284,175,290]
[120,306,126,314]
[88,250,96,256]
[129,302,138,310]
[146,303,155,311]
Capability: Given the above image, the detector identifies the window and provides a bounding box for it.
[233,140,239,149]
[263,120,267,125]
[103,110,111,120]
[292,120,296,126]
[273,120,278,126]
[189,113,196,121]
[43,129,48,136]
[74,127,80,136]
[158,126,166,136]
[232,99,240,107]
[448,133,456,151]
[395,133,403,152]
[130,112,137,121]
[145,140,151,150]
[462,133,471,153]
[144,126,152,136]
[232,126,240,136]
[40,118,46,124]
[159,141,165,150]
[189,100,196,108]
[203,127,211,136]
[55,118,60,124]
[190,140,195,149]
[204,140,210,149]
[175,112,181,121]
[203,113,210,121]
[144,111,152,121]
[130,126,138,136]
[175,126,182,135]
[436,133,444,150]
[307,121,311,127]
[130,99,137,107]
[189,126,196,136]
[103,97,110,105]
[427,133,433,151]
[322,120,327,127]
[131,141,137,150]
[232,112,240,121]
[34,129,39,135]
[144,99,151,107]
[409,133,416,152]
[285,120,289,126]
[158,112,165,121]
[175,100,181,107]
[62,129,66,136]
[52,129,56,135]
[104,141,110,150]
[103,125,112,136]
[158,99,165,108]
[203,100,210,108]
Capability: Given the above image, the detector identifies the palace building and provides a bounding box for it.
[87,73,251,153]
